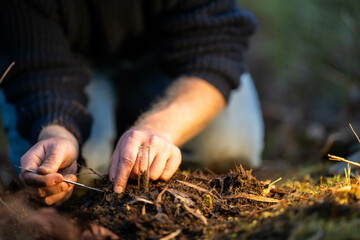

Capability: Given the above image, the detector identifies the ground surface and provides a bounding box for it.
[1,163,360,240]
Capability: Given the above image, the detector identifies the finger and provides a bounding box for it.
[113,139,142,193]
[43,185,74,206]
[38,182,69,198]
[159,147,182,181]
[110,141,121,182]
[37,147,64,174]
[22,172,63,188]
[38,174,77,198]
[43,174,76,205]
[148,150,168,181]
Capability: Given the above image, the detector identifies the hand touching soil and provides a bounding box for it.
[110,128,182,193]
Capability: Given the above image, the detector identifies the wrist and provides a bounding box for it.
[132,120,175,144]
[38,125,79,150]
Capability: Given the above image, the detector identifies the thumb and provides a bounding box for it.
[37,152,63,175]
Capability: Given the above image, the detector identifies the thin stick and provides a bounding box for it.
[156,187,168,213]
[0,62,15,84]
[76,163,104,179]
[177,180,213,196]
[160,229,182,240]
[15,166,103,192]
[328,154,360,168]
[224,192,280,203]
[349,123,360,143]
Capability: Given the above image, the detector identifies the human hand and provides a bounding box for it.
[109,128,182,193]
[19,125,79,206]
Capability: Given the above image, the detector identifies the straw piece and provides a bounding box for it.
[328,154,360,168]
[349,123,360,143]
[0,62,15,84]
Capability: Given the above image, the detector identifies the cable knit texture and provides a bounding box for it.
[0,0,257,145]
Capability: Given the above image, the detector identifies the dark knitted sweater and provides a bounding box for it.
[0,0,257,145]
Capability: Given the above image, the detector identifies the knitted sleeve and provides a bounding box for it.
[158,0,257,101]
[0,0,92,145]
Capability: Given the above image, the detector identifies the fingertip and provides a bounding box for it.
[54,174,64,184]
[64,174,77,182]
[114,186,123,193]
[44,197,54,206]
[159,175,170,181]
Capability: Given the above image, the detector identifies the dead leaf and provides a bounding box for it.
[166,188,195,207]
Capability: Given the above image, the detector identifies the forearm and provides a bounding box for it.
[134,77,226,146]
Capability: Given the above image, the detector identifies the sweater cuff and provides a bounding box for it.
[28,115,87,146]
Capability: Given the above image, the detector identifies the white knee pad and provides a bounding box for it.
[182,73,264,171]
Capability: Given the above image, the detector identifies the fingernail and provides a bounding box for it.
[114,186,123,193]
[55,178,63,184]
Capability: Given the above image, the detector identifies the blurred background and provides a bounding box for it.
[241,0,360,166]
[0,0,360,186]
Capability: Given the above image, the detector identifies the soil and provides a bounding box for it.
[1,164,360,240]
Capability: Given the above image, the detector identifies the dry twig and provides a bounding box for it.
[177,180,213,196]
[0,61,15,84]
[349,123,360,143]
[182,204,208,226]
[328,154,360,168]
[128,196,154,205]
[160,229,182,240]
[166,188,195,207]
[224,193,280,203]
[156,187,168,213]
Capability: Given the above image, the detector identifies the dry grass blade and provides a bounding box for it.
[76,163,104,179]
[328,154,360,168]
[156,187,167,213]
[128,197,154,205]
[177,180,213,196]
[0,61,15,84]
[160,229,182,240]
[142,205,146,215]
[224,193,280,203]
[182,204,208,226]
[349,123,360,143]
[166,188,195,207]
